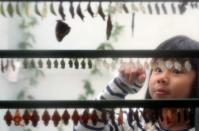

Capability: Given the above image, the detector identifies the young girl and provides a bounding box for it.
[74,35,199,131]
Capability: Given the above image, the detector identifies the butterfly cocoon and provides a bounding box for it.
[55,20,71,42]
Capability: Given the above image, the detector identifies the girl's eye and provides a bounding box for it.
[172,68,182,74]
[153,67,162,73]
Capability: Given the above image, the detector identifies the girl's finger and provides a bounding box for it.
[137,73,146,83]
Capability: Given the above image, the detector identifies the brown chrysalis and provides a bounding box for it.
[55,20,71,42]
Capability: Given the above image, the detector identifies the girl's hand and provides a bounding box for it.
[119,62,146,86]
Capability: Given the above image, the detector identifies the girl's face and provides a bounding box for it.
[149,60,196,99]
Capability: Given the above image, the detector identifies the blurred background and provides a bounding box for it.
[0,1,199,131]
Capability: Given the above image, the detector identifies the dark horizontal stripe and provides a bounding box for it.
[0,50,198,58]
[133,82,142,88]
[118,80,138,93]
[106,85,125,99]
[113,78,128,94]
[0,99,199,108]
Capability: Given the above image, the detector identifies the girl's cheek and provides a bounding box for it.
[148,77,155,97]
[149,75,155,88]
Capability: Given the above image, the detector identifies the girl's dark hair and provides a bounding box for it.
[144,35,199,129]
[145,35,199,99]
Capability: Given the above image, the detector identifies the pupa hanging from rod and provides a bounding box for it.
[41,2,48,18]
[190,2,198,9]
[106,14,113,40]
[110,110,115,125]
[134,109,142,128]
[139,2,146,14]
[10,59,15,71]
[42,109,51,126]
[30,59,36,68]
[131,3,139,12]
[55,20,71,42]
[60,58,65,69]
[74,59,79,69]
[71,109,80,126]
[131,13,135,37]
[47,59,52,69]
[23,109,31,125]
[62,109,70,125]
[16,2,22,17]
[38,59,43,68]
[69,1,75,19]
[147,3,153,14]
[91,109,98,125]
[155,3,160,15]
[98,2,106,21]
[14,109,22,126]
[68,59,73,68]
[122,3,129,14]
[81,109,90,125]
[0,2,6,17]
[77,2,84,21]
[50,2,57,16]
[4,110,13,126]
[4,59,9,71]
[178,1,188,14]
[54,59,59,68]
[35,2,42,18]
[127,108,134,124]
[1,59,5,73]
[52,110,61,127]
[81,59,86,69]
[118,109,123,126]
[87,1,94,18]
[190,2,195,9]
[161,3,168,15]
[88,59,92,69]
[7,2,14,17]
[31,110,40,127]
[194,2,198,8]
[171,3,176,14]
[23,59,28,69]
[58,1,65,20]
[24,2,29,17]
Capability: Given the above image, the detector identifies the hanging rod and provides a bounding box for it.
[0,0,197,2]
[0,99,198,109]
[0,50,198,58]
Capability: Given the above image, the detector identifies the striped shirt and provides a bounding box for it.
[74,77,195,131]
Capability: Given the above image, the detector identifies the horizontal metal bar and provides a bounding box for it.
[0,99,198,109]
[0,50,198,58]
[0,0,197,2]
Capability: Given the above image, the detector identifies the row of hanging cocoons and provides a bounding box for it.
[0,1,195,18]
[0,1,195,41]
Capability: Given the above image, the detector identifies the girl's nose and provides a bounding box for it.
[157,71,170,84]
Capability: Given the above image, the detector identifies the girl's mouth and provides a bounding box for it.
[154,88,169,97]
